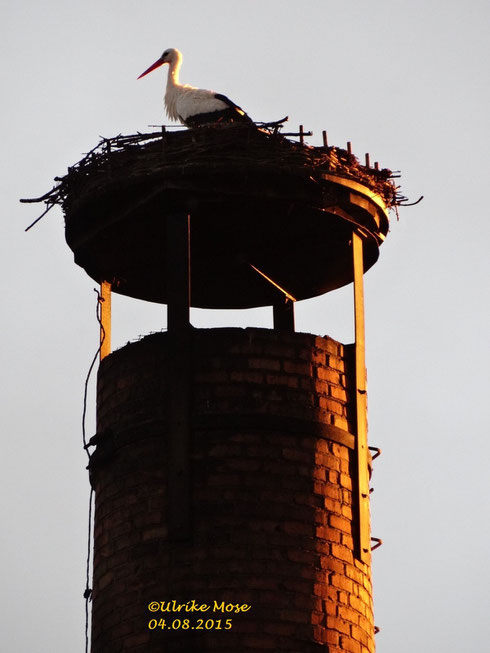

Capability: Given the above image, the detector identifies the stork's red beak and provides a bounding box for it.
[137,58,165,79]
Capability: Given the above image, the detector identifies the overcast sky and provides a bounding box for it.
[2,1,489,651]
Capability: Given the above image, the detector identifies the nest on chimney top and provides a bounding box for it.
[22,123,400,219]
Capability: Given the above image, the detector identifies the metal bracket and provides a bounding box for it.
[371,537,383,551]
[84,428,114,450]
[368,446,382,461]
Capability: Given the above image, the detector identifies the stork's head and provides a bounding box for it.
[137,48,182,79]
[161,48,181,65]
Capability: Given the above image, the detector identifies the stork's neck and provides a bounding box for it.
[164,56,184,122]
[167,57,182,89]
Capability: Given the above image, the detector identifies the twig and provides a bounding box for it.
[397,195,424,207]
[24,203,56,232]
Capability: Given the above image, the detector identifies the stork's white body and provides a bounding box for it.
[165,83,233,123]
[138,48,251,127]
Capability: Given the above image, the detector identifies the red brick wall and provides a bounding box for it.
[91,328,374,653]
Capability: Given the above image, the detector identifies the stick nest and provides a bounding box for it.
[23,123,402,217]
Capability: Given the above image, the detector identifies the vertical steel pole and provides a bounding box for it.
[166,212,192,541]
[100,281,111,361]
[273,299,295,332]
[352,232,371,562]
[166,213,191,333]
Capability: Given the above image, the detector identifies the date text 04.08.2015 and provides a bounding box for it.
[149,618,233,631]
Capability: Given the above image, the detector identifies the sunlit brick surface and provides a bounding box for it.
[91,328,374,652]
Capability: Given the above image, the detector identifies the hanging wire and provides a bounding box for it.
[82,289,106,456]
[82,288,106,653]
[84,488,94,653]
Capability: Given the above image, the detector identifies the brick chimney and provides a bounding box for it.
[60,126,391,652]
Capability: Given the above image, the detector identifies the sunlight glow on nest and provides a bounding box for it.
[24,123,402,217]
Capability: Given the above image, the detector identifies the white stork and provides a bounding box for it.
[138,48,253,127]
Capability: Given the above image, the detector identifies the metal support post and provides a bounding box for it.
[166,212,191,333]
[165,212,192,541]
[99,281,111,361]
[273,298,295,332]
[352,231,371,562]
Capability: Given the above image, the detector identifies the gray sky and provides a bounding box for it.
[2,1,489,651]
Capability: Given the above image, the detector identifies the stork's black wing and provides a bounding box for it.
[214,93,253,123]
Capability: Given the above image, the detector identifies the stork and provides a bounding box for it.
[138,48,253,127]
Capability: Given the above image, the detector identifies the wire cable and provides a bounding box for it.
[82,290,106,456]
[84,488,94,653]
[82,288,106,653]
